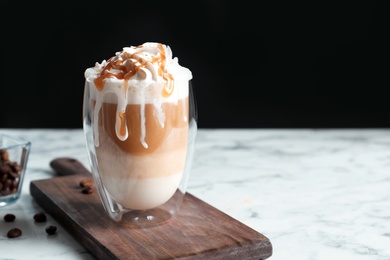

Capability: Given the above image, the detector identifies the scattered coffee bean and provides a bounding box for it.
[82,186,93,194]
[3,212,60,239]
[3,213,16,222]
[79,178,93,188]
[45,225,57,235]
[7,228,22,238]
[33,212,47,222]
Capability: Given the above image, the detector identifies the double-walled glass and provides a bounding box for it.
[83,80,197,224]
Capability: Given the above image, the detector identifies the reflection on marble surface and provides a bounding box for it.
[0,128,390,260]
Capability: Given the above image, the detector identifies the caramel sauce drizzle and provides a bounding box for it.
[93,44,174,96]
[118,111,127,138]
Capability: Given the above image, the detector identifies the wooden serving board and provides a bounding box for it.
[29,157,273,260]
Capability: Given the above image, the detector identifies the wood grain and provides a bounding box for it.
[29,157,273,259]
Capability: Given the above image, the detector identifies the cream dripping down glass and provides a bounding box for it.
[83,42,197,223]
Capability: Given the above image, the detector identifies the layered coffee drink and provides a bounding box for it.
[84,42,193,212]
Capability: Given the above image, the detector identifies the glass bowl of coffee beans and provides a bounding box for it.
[0,134,31,207]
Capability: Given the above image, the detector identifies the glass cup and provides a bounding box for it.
[83,80,197,224]
[0,134,31,207]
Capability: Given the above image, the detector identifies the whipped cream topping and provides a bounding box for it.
[84,42,192,148]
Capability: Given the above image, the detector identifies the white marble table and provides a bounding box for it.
[1,128,390,260]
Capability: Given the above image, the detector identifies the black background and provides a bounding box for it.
[0,1,388,129]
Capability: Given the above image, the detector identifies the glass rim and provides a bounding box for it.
[0,133,31,149]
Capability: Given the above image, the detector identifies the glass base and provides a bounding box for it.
[121,208,174,227]
[102,189,186,225]
[0,194,20,207]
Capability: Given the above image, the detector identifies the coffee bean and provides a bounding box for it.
[7,228,22,238]
[79,178,93,188]
[0,150,9,161]
[9,162,21,172]
[4,213,15,222]
[82,187,93,194]
[33,212,47,222]
[45,225,57,235]
[1,172,8,182]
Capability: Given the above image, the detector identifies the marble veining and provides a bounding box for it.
[1,128,390,260]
